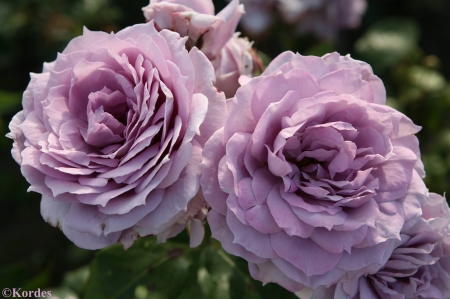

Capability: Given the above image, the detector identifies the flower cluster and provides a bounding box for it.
[7,0,450,298]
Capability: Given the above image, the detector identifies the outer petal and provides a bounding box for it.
[189,47,227,146]
[199,128,228,214]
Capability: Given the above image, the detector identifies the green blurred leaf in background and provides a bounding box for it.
[355,17,420,74]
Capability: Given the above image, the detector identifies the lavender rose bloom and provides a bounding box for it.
[278,0,367,40]
[143,0,254,98]
[308,193,450,299]
[200,51,426,291]
[7,21,226,250]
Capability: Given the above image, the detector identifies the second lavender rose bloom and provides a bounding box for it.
[200,51,428,291]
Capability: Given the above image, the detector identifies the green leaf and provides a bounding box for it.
[355,17,420,73]
[84,238,298,299]
[62,266,90,295]
[84,239,189,299]
[198,247,239,299]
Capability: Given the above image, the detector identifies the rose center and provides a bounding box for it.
[279,123,379,203]
[79,87,130,148]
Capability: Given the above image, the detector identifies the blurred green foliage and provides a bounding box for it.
[82,236,296,299]
[1,0,450,298]
[355,17,420,74]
